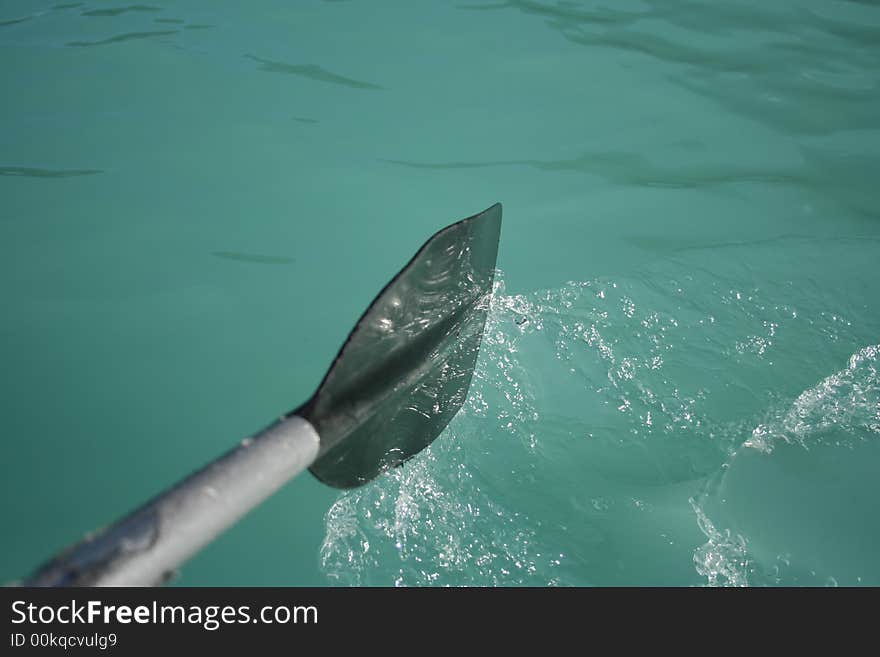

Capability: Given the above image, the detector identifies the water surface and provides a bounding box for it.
[1,0,878,586]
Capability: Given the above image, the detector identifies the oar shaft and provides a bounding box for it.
[24,415,320,587]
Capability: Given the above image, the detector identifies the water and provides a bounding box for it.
[1,1,878,586]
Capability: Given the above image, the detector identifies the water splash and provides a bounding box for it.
[692,343,880,586]
[320,442,565,586]
[690,499,751,587]
[316,266,734,584]
[321,232,879,585]
[743,344,880,453]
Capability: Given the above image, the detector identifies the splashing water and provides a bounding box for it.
[321,236,880,586]
[743,343,880,454]
[692,342,880,586]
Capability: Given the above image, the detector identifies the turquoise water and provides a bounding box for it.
[2,1,878,586]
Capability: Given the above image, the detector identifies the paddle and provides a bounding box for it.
[22,203,502,586]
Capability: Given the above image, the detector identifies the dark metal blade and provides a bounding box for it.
[296,203,502,488]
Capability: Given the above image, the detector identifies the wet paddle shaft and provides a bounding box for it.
[23,203,502,586]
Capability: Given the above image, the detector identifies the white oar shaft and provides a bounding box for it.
[25,415,320,587]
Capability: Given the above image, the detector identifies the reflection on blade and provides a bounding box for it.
[298,203,502,489]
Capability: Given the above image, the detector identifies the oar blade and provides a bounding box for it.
[299,203,502,488]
